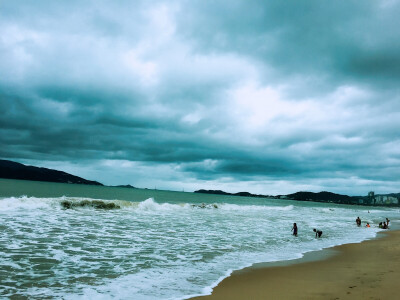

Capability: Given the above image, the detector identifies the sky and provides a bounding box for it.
[1,0,400,195]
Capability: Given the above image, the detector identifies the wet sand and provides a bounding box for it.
[191,230,400,300]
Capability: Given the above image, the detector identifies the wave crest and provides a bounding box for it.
[0,196,295,213]
[0,196,55,211]
[0,196,134,211]
[137,198,187,211]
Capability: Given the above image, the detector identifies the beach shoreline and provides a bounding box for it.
[2,185,398,299]
[190,228,400,300]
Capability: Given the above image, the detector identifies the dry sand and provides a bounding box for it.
[191,230,400,300]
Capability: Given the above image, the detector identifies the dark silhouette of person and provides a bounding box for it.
[356,217,361,227]
[313,228,323,238]
[292,223,298,236]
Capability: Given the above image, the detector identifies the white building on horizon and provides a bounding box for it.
[375,195,399,205]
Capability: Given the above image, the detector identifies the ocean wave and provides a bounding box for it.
[0,196,297,213]
[61,199,121,209]
[135,200,294,212]
[0,196,135,211]
[136,198,187,211]
[0,196,57,211]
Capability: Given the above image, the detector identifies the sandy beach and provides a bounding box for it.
[191,229,400,300]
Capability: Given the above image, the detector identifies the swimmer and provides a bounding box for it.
[313,228,323,238]
[292,223,298,237]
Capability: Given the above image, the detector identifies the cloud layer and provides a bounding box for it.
[1,0,400,195]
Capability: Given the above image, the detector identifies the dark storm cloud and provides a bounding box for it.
[177,0,400,84]
[1,0,400,194]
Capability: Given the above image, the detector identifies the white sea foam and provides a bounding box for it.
[0,196,138,211]
[0,195,57,210]
[0,196,294,213]
[136,198,187,211]
[0,195,398,299]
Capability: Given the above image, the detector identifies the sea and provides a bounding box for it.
[1,178,399,299]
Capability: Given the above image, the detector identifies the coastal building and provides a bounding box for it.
[368,191,375,205]
[374,195,399,205]
[375,196,383,205]
[390,197,399,204]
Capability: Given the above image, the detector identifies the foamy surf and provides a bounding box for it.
[0,196,137,211]
[0,195,398,299]
[1,196,283,212]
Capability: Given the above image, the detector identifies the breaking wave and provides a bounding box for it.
[0,196,295,213]
[0,196,135,211]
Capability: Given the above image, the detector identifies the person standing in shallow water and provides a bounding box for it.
[292,223,298,236]
[313,228,322,238]
[356,217,361,227]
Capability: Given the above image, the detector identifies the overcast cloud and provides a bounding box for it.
[1,0,400,195]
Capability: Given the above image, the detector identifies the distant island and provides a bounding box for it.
[195,189,270,198]
[195,189,400,207]
[0,159,103,186]
[112,184,137,189]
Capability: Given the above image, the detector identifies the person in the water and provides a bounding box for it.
[292,223,298,237]
[356,216,361,227]
[313,228,323,238]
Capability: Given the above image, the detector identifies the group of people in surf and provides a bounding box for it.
[291,216,390,238]
[378,218,390,229]
[356,216,390,229]
[291,223,322,238]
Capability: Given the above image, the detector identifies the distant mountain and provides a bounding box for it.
[196,189,355,203]
[195,189,232,195]
[113,184,137,189]
[0,159,103,185]
[195,189,399,206]
[195,189,270,198]
[285,191,354,204]
[196,189,356,204]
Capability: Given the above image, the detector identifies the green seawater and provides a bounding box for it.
[0,178,274,205]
